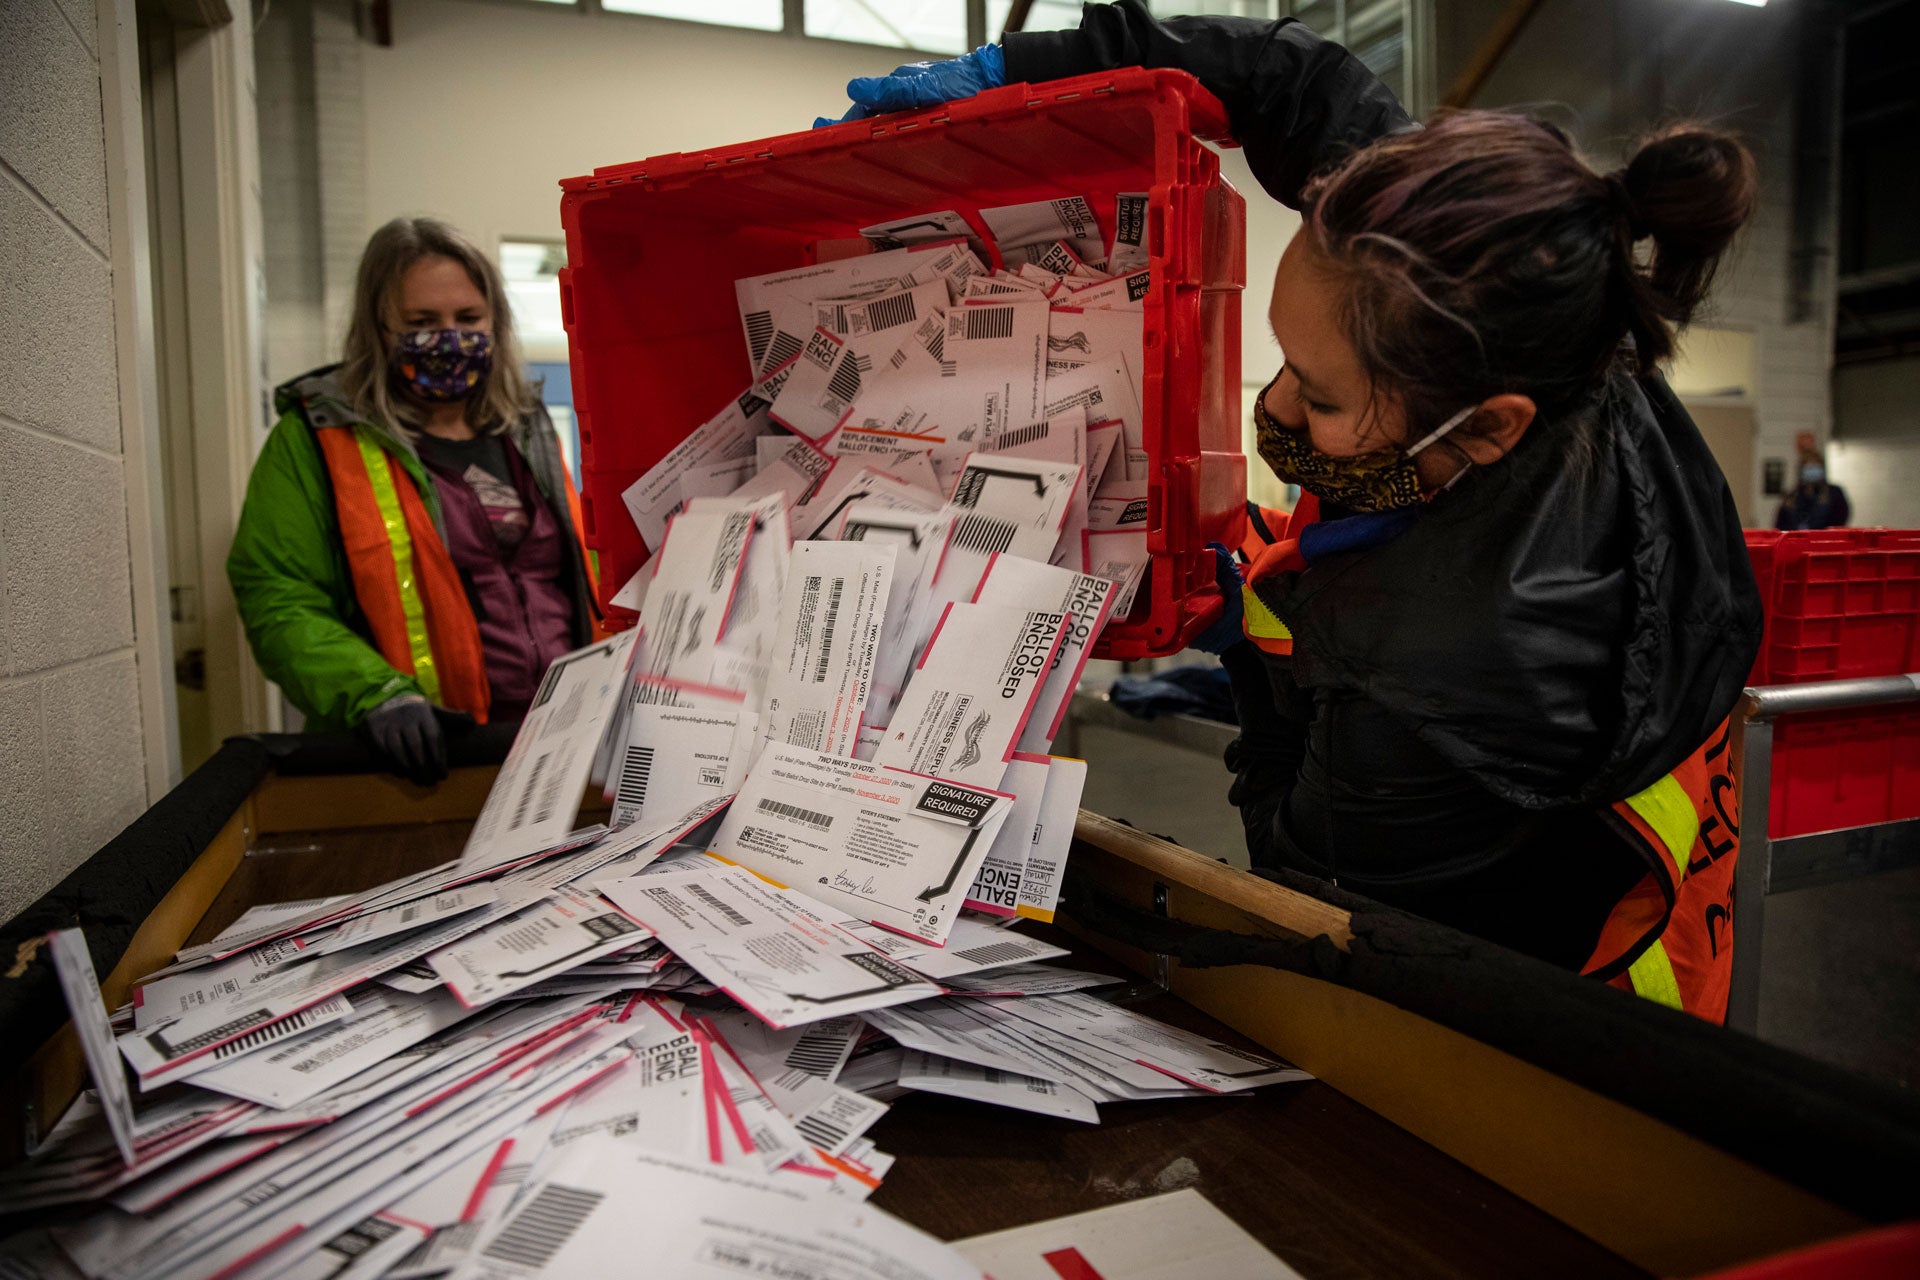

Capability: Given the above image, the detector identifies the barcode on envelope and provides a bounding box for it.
[615,746,654,813]
[825,354,866,407]
[745,310,773,366]
[480,1183,604,1269]
[784,1022,850,1077]
[995,420,1050,450]
[511,753,550,830]
[764,328,803,374]
[532,757,567,828]
[321,1216,401,1261]
[686,883,753,928]
[208,999,341,1060]
[965,306,1015,341]
[866,292,916,330]
[796,1111,852,1152]
[954,940,1037,967]
[952,513,1018,555]
[812,581,843,683]
[757,798,833,830]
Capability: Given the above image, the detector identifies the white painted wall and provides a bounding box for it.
[1830,357,1920,528]
[0,0,156,916]
[259,0,931,381]
[260,0,1299,413]
[361,2,906,251]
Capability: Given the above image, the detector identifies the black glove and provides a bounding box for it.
[361,694,448,786]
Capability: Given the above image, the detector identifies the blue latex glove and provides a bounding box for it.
[1189,543,1248,655]
[814,45,1006,128]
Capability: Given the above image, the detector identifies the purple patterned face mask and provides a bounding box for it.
[390,328,492,402]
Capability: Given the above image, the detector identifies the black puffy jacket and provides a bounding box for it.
[1008,2,1763,968]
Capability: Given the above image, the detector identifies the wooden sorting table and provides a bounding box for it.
[182,818,1640,1280]
[13,764,1887,1279]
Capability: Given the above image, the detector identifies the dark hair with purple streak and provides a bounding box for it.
[1299,111,1758,451]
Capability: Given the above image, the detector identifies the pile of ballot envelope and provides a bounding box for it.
[614,194,1158,629]
[1,195,1310,1280]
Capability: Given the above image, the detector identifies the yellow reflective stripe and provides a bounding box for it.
[1627,939,1684,1010]
[355,434,440,704]
[1241,583,1292,640]
[1624,772,1696,884]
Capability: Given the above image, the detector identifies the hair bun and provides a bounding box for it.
[1613,125,1758,354]
[1621,125,1757,257]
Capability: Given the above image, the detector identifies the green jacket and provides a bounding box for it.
[227,366,594,732]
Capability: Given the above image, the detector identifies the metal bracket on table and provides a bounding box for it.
[1152,880,1173,992]
[1728,673,1920,1035]
[247,842,324,858]
[1113,880,1176,1004]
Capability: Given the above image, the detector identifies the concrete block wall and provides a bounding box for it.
[0,0,152,916]
[1830,356,1920,527]
[1439,0,1835,526]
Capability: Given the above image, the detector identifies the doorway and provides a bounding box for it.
[136,0,275,770]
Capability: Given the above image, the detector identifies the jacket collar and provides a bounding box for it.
[276,364,544,468]
[277,365,416,457]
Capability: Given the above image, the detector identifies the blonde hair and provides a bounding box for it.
[339,217,534,436]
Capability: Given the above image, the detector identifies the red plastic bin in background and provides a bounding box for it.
[1741,529,1920,838]
[1687,1222,1920,1280]
[1745,528,1920,685]
[1766,706,1920,837]
[556,69,1250,660]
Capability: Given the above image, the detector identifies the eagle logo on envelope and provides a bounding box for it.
[952,710,991,771]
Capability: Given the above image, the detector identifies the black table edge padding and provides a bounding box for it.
[252,719,523,776]
[1059,865,1920,1223]
[0,738,274,1082]
[0,725,529,1084]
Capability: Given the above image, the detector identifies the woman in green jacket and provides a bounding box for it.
[228,219,595,784]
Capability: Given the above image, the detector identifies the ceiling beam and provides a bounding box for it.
[1440,0,1548,111]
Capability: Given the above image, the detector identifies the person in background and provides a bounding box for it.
[829,0,1762,1021]
[229,217,597,785]
[1775,452,1851,530]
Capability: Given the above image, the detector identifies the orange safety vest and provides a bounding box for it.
[314,426,493,723]
[1581,719,1740,1022]
[1239,496,1316,657]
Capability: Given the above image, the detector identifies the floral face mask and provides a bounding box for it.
[1254,370,1476,513]
[390,328,492,402]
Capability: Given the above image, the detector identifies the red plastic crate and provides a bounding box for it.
[557,69,1249,659]
[1744,529,1920,685]
[1743,529,1920,837]
[1768,706,1920,838]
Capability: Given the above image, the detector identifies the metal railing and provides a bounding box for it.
[1728,674,1920,1034]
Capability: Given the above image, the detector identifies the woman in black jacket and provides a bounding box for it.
[829,1,1763,994]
